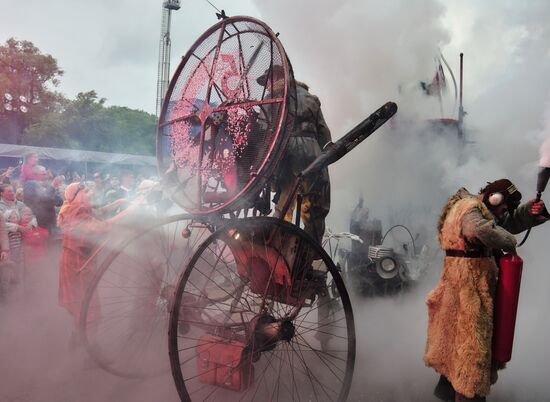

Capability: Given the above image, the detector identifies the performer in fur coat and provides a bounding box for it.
[425,179,549,402]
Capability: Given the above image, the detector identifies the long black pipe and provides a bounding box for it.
[278,101,397,219]
[300,101,398,177]
[458,52,465,142]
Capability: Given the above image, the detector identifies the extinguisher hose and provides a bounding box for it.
[517,228,531,247]
[517,192,542,247]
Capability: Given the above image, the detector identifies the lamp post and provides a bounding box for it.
[156,0,181,116]
[3,92,31,113]
[1,92,39,144]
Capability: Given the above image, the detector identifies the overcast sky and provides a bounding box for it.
[1,1,548,132]
[2,2,550,400]
[2,0,550,227]
[0,0,261,114]
[0,1,546,117]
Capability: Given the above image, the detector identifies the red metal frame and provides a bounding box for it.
[156,16,296,216]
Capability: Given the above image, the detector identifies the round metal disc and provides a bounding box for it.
[157,16,297,216]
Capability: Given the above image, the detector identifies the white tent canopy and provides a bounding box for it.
[0,143,156,166]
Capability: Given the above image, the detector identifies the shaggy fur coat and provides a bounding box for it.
[424,189,516,398]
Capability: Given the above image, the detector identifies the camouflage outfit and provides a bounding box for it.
[275,82,332,245]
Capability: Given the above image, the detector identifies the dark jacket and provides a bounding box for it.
[23,180,63,232]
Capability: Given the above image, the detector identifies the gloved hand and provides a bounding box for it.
[528,199,550,218]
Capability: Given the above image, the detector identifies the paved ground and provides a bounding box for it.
[1,243,549,402]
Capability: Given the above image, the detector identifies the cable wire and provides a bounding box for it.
[204,0,221,13]
[381,224,417,255]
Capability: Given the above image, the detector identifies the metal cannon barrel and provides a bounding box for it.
[300,101,398,177]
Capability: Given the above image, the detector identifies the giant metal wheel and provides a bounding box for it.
[77,10,397,398]
[157,16,297,216]
[168,217,355,402]
[166,98,398,400]
[78,213,212,378]
[79,15,297,379]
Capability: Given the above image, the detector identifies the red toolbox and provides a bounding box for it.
[196,335,254,392]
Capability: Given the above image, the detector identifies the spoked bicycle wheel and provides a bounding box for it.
[169,217,355,401]
[79,213,214,378]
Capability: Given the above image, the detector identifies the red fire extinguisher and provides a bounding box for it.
[492,253,523,363]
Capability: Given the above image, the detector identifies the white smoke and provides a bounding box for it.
[3,1,550,401]
[253,1,550,401]
[539,93,550,168]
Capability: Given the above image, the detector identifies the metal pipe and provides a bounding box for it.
[279,102,397,222]
[295,193,303,227]
[458,53,465,142]
[459,53,463,108]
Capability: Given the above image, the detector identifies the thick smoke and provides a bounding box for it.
[540,94,550,168]
[0,230,180,401]
[2,1,550,401]
[253,1,550,401]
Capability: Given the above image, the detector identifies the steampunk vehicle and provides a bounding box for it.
[325,200,431,297]
[77,15,397,401]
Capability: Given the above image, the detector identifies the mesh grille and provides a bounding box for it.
[368,246,394,260]
[158,17,296,215]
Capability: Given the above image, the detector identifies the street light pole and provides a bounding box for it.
[1,92,38,144]
[156,0,181,117]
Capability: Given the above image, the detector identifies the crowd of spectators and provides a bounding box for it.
[0,152,159,298]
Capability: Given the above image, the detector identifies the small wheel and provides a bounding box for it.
[169,217,355,402]
[79,214,213,378]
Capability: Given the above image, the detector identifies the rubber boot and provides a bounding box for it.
[434,375,455,401]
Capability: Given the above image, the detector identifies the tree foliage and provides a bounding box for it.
[1,38,157,154]
[24,91,157,155]
[0,38,65,143]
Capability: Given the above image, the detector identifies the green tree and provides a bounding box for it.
[105,106,157,155]
[0,38,64,144]
[24,90,157,155]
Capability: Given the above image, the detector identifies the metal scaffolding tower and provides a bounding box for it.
[156,0,181,116]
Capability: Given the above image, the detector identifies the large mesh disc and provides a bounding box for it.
[157,16,297,216]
